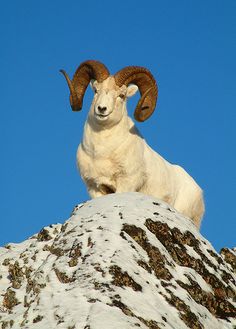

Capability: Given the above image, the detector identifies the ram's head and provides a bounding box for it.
[60,60,158,123]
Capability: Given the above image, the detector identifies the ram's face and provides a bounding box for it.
[89,77,138,126]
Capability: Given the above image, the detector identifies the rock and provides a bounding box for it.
[0,192,235,329]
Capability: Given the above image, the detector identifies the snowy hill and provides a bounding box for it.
[0,192,235,329]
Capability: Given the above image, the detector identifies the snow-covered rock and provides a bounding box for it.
[0,192,235,329]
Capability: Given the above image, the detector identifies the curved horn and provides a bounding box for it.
[114,66,158,122]
[60,60,110,111]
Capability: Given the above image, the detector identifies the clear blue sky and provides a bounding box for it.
[0,1,235,251]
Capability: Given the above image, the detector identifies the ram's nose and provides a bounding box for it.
[97,105,107,114]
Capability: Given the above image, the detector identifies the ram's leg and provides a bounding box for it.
[87,183,104,199]
[87,188,103,199]
[174,189,205,230]
[191,192,205,229]
[87,182,116,199]
[115,177,139,194]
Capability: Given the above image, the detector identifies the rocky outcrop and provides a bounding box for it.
[0,192,235,329]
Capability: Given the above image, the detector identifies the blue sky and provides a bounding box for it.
[0,1,235,251]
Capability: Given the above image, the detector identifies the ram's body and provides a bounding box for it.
[61,61,205,229]
[77,100,204,228]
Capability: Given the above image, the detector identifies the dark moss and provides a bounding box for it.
[109,265,142,291]
[3,289,20,310]
[37,228,53,241]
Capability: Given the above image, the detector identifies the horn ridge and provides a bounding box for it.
[114,66,158,122]
[60,60,110,111]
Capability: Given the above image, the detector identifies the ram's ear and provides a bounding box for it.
[90,79,97,92]
[127,84,138,98]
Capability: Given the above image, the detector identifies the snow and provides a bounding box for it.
[0,192,235,329]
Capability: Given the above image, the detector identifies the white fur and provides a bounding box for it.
[77,77,205,228]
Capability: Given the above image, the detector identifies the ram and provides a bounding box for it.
[61,60,205,228]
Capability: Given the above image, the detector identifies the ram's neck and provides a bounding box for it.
[81,111,133,157]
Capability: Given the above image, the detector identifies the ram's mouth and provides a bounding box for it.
[95,112,111,119]
[96,113,109,117]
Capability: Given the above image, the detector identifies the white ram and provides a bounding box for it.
[61,60,205,228]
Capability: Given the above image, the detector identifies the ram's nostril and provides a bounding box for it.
[98,106,107,113]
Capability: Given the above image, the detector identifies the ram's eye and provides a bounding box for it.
[94,88,98,94]
[119,93,125,99]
